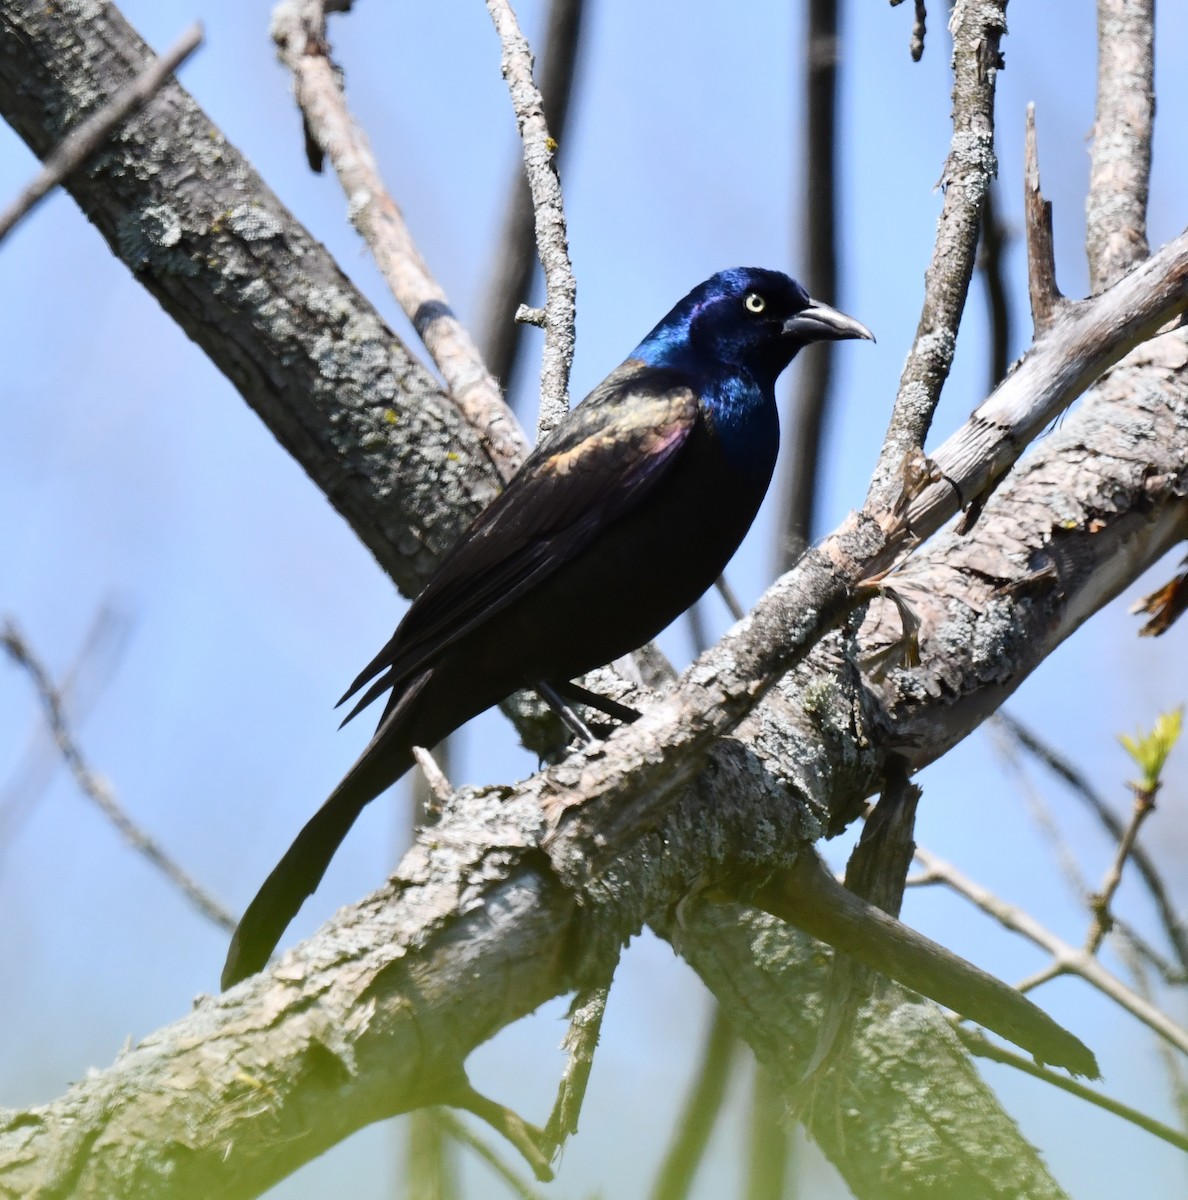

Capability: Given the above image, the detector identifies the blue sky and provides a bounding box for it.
[1,3,1186,1196]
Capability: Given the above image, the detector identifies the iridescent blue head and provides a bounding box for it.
[631,267,874,394]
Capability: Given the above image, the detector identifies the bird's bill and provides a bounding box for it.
[783,299,875,344]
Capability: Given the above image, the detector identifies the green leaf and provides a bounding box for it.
[1119,707,1183,792]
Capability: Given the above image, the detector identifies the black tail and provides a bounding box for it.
[220,774,379,988]
[220,672,437,989]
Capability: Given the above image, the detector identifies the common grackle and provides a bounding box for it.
[222,268,872,988]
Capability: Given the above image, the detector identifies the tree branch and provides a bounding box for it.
[0,0,504,598]
[867,0,1007,508]
[479,0,586,399]
[0,20,202,242]
[1086,0,1154,293]
[485,0,577,438]
[0,620,237,934]
[271,0,528,482]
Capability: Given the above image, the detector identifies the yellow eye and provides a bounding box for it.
[744,292,766,314]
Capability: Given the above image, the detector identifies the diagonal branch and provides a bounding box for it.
[867,0,1008,508]
[485,0,577,438]
[271,0,528,481]
[0,621,237,934]
[913,846,1188,1056]
[0,0,506,599]
[0,21,202,241]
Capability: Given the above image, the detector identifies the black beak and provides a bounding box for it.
[783,298,875,344]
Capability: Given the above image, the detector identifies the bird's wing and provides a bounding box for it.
[339,366,699,721]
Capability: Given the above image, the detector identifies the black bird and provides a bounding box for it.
[222,268,873,987]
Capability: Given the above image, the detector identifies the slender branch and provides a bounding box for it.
[0,603,131,862]
[1085,782,1159,954]
[407,1109,460,1200]
[271,0,527,481]
[778,0,840,569]
[993,711,1188,977]
[957,1027,1188,1154]
[479,0,586,399]
[1116,943,1188,1137]
[485,0,577,439]
[912,846,1188,1056]
[0,620,237,934]
[867,0,1007,508]
[1086,0,1154,292]
[0,22,203,242]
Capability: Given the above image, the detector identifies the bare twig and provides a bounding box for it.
[957,1026,1188,1153]
[271,0,528,481]
[994,711,1188,977]
[0,620,237,934]
[1085,782,1159,954]
[1116,944,1188,1136]
[0,22,202,242]
[650,1007,739,1200]
[447,1078,552,1182]
[889,0,928,61]
[867,0,1007,509]
[714,575,746,622]
[778,0,841,570]
[480,0,586,400]
[912,845,1188,1056]
[1024,105,1065,333]
[1086,0,1154,292]
[485,0,578,439]
[0,603,131,863]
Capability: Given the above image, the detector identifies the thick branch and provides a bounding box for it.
[0,0,504,597]
[0,21,202,241]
